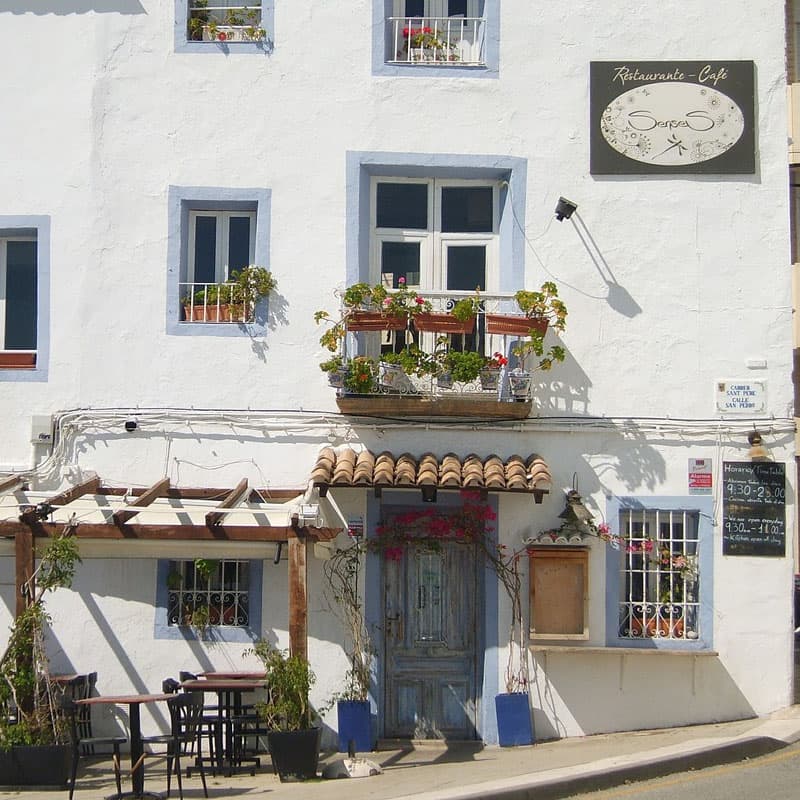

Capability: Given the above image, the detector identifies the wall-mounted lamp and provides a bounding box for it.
[555,197,578,221]
[421,485,437,503]
[124,417,138,433]
[748,430,770,461]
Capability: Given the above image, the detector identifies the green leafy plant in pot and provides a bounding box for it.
[0,528,81,785]
[249,641,321,781]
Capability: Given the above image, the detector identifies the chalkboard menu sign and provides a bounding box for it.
[722,462,786,556]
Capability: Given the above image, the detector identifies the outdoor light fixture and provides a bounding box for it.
[124,417,138,433]
[421,485,437,503]
[748,430,770,461]
[554,197,578,221]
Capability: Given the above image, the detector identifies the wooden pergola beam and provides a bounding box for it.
[15,530,33,617]
[206,479,249,527]
[0,521,340,542]
[96,487,305,502]
[48,476,102,508]
[0,475,24,494]
[112,477,171,525]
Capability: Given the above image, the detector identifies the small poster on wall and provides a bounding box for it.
[590,61,755,174]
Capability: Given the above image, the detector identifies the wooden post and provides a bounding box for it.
[288,535,308,661]
[15,530,33,617]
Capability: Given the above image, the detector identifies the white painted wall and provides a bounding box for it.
[0,0,793,743]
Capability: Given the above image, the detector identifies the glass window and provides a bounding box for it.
[445,244,485,291]
[441,187,493,233]
[4,240,37,350]
[187,0,264,42]
[382,241,422,287]
[166,559,250,628]
[377,183,428,230]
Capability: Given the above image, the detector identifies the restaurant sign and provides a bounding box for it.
[590,61,755,174]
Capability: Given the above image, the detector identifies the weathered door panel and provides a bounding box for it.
[384,541,479,739]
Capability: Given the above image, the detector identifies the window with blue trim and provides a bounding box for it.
[175,0,274,52]
[167,187,271,336]
[606,497,713,649]
[155,558,262,642]
[387,0,486,65]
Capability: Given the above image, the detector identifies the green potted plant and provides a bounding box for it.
[343,357,377,395]
[229,265,276,323]
[319,355,348,388]
[479,351,509,391]
[436,349,486,388]
[202,6,266,41]
[379,346,437,391]
[322,541,374,753]
[486,282,567,338]
[0,530,81,785]
[250,641,321,781]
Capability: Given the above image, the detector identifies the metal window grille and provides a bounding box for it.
[618,509,700,640]
[167,559,250,628]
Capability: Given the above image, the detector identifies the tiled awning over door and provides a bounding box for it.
[311,447,551,500]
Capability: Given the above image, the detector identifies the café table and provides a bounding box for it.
[196,670,266,680]
[180,678,267,774]
[76,692,172,800]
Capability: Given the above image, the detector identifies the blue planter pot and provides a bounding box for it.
[495,692,533,746]
[337,699,373,753]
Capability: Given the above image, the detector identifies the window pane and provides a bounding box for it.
[405,0,425,16]
[377,183,428,230]
[5,241,37,350]
[446,245,485,291]
[194,216,217,283]
[441,187,493,233]
[448,0,468,15]
[382,242,421,287]
[228,216,251,276]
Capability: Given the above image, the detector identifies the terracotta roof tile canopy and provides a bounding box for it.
[311,447,551,501]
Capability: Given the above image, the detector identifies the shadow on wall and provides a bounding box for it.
[530,651,755,740]
[0,0,144,12]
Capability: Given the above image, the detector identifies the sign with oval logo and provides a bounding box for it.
[590,62,755,174]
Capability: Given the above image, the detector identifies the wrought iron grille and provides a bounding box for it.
[618,509,700,640]
[167,559,250,628]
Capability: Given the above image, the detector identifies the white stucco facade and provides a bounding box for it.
[0,0,794,748]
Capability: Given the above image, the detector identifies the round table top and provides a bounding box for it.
[197,671,266,680]
[181,679,266,692]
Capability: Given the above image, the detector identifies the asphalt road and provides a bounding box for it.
[565,741,800,800]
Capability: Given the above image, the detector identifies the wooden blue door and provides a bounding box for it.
[383,541,479,739]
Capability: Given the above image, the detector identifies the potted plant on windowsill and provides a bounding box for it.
[486,282,567,337]
[0,527,81,785]
[323,540,374,753]
[229,265,276,323]
[199,7,266,41]
[379,346,437,392]
[250,641,321,781]
[479,352,508,391]
[436,349,486,389]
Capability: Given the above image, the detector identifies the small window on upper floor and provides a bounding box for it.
[187,0,266,43]
[181,208,262,323]
[386,0,487,66]
[0,233,37,369]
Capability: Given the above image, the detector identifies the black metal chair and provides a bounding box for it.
[63,698,127,800]
[141,691,208,800]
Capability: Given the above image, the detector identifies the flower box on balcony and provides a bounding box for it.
[336,395,532,419]
[345,311,408,332]
[485,314,548,337]
[202,25,260,42]
[413,312,475,334]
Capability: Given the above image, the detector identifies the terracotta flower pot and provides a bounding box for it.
[485,314,548,337]
[345,311,408,331]
[413,312,475,334]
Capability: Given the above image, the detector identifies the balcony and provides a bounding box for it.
[180,282,255,324]
[387,16,486,66]
[319,287,568,419]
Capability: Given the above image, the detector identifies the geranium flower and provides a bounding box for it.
[398,276,406,285]
[217,31,227,41]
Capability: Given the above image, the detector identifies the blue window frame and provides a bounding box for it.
[154,558,263,643]
[166,186,271,337]
[0,216,50,381]
[174,0,275,54]
[605,496,714,650]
